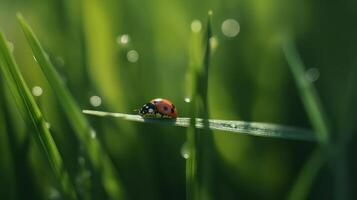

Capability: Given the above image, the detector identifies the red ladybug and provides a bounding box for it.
[138,98,178,118]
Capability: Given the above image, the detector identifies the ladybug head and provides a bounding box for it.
[138,102,157,115]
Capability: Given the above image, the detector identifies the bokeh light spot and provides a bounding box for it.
[90,96,102,107]
[305,68,320,82]
[127,50,139,63]
[116,34,130,45]
[190,20,202,33]
[32,86,43,97]
[221,19,240,37]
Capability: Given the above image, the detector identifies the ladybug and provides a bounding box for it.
[138,98,178,118]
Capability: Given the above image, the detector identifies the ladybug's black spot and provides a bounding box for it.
[163,106,168,111]
[139,103,157,116]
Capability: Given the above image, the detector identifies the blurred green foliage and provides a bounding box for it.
[0,0,356,199]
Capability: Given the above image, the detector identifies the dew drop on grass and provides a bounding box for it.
[127,50,139,63]
[209,36,218,50]
[7,41,14,52]
[230,123,237,128]
[32,86,43,96]
[184,97,191,103]
[221,19,240,38]
[305,68,320,82]
[89,95,102,107]
[33,55,37,62]
[181,142,190,159]
[90,129,96,139]
[45,122,51,129]
[190,20,202,33]
[116,34,130,45]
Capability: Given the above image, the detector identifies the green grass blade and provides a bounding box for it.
[196,12,214,200]
[82,110,317,141]
[0,32,77,200]
[17,14,126,200]
[283,38,331,199]
[282,39,330,145]
[287,149,326,200]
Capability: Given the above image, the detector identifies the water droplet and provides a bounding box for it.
[208,10,213,16]
[209,36,218,50]
[45,122,51,129]
[221,19,240,38]
[181,142,190,159]
[33,56,37,62]
[305,68,320,82]
[127,50,139,63]
[116,34,130,45]
[7,41,14,52]
[89,95,102,107]
[32,86,43,97]
[184,97,191,103]
[230,124,237,128]
[90,129,96,139]
[190,20,202,33]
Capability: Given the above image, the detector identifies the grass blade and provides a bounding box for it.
[283,38,331,199]
[195,12,214,200]
[82,110,317,142]
[283,39,330,145]
[287,149,326,200]
[0,31,77,200]
[17,14,126,200]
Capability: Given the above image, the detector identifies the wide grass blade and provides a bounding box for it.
[17,14,126,200]
[82,110,317,141]
[0,32,77,200]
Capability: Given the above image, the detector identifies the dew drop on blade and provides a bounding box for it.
[90,129,96,139]
[89,95,102,107]
[305,68,320,82]
[181,142,190,159]
[209,36,218,50]
[45,122,51,129]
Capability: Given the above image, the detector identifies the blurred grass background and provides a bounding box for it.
[0,0,356,199]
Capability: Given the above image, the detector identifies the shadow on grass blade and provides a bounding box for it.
[0,31,78,200]
[17,13,126,200]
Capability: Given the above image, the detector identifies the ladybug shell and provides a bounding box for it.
[150,98,178,118]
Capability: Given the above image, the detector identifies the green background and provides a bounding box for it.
[0,0,356,199]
